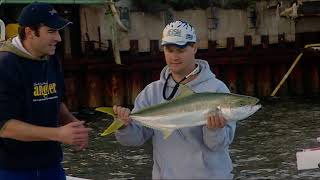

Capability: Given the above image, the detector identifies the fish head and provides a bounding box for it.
[218,94,261,121]
[224,93,260,108]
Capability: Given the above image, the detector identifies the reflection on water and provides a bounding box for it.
[63,97,320,179]
[63,118,152,180]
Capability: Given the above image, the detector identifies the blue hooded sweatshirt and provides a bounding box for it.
[115,59,236,179]
[0,38,64,169]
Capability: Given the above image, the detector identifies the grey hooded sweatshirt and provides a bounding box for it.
[116,59,236,179]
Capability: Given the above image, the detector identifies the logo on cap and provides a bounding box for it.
[49,9,57,16]
[167,29,182,37]
[186,34,193,40]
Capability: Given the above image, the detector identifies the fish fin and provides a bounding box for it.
[176,84,195,99]
[101,119,124,136]
[95,107,125,136]
[161,129,174,139]
[95,107,115,117]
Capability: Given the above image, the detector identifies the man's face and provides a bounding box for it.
[28,26,61,57]
[163,44,197,76]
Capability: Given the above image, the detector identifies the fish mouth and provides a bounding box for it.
[248,104,262,113]
[238,104,262,109]
[254,96,260,103]
[237,99,260,107]
[248,104,262,109]
[249,97,260,106]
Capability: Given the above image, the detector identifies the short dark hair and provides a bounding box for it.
[18,24,41,41]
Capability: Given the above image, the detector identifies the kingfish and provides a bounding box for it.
[96,85,261,139]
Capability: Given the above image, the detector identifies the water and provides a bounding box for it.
[232,97,320,179]
[63,97,320,179]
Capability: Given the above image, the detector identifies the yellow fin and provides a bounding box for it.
[101,119,124,136]
[162,129,174,139]
[95,107,124,136]
[95,107,115,117]
[176,84,194,99]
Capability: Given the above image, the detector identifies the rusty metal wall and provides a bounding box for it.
[63,33,320,111]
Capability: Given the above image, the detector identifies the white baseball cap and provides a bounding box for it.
[161,20,197,47]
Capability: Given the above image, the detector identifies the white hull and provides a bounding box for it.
[66,176,91,180]
[296,147,320,170]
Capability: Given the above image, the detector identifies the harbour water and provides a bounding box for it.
[63,96,320,179]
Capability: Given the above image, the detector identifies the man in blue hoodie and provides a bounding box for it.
[113,20,236,179]
[0,2,91,180]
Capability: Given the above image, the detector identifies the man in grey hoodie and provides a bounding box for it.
[114,20,236,179]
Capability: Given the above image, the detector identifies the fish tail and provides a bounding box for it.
[95,107,115,116]
[95,107,124,136]
[101,119,124,136]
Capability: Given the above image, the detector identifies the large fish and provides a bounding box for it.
[96,85,261,139]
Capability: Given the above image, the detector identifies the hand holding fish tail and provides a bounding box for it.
[113,105,132,126]
[206,110,226,129]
